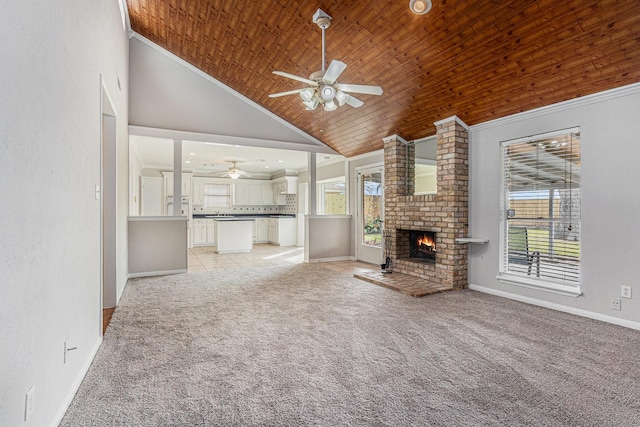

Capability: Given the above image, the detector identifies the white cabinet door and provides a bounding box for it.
[276,218,297,246]
[164,172,173,196]
[256,218,269,243]
[193,220,207,245]
[163,172,193,197]
[260,184,274,205]
[268,218,278,243]
[192,178,206,206]
[182,176,191,196]
[233,183,250,205]
[206,219,215,244]
[248,184,261,205]
[252,220,257,242]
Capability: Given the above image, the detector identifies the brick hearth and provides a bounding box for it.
[383,116,469,291]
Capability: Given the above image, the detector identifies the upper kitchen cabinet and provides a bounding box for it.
[162,172,192,197]
[233,181,275,206]
[272,177,298,195]
[272,176,298,205]
[192,177,207,205]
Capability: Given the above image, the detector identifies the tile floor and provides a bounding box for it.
[189,244,377,277]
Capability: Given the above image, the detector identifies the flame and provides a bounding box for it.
[417,234,435,251]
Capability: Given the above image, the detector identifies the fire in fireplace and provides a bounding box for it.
[409,231,436,261]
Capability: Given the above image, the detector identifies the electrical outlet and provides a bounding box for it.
[611,297,621,311]
[25,386,34,421]
[621,286,632,299]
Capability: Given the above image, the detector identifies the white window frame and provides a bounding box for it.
[317,177,346,215]
[497,127,582,297]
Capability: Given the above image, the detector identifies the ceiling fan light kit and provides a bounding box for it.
[211,161,252,180]
[269,8,383,112]
[409,0,432,15]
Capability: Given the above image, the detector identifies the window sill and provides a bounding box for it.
[496,273,582,298]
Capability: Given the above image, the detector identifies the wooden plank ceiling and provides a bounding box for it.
[127,0,640,158]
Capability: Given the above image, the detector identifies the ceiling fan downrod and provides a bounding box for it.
[313,9,332,73]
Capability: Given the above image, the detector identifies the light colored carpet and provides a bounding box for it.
[61,263,640,426]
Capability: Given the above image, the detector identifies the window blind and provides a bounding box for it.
[501,129,581,288]
[204,183,231,208]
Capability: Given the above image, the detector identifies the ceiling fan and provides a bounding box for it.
[269,8,383,112]
[209,161,252,180]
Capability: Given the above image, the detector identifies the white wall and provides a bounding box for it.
[128,35,323,148]
[0,1,129,425]
[468,84,640,326]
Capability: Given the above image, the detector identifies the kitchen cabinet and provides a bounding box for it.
[192,219,208,246]
[163,172,192,197]
[233,183,251,205]
[192,218,216,246]
[257,183,274,205]
[255,218,269,243]
[234,181,275,206]
[268,217,297,246]
[206,219,215,243]
[192,177,207,206]
[272,177,298,205]
[268,219,277,243]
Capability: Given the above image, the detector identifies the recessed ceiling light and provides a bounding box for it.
[409,0,432,15]
[185,160,191,164]
[277,160,284,163]
[189,152,196,156]
[265,165,270,169]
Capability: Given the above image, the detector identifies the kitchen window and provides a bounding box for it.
[204,183,231,208]
[498,128,582,297]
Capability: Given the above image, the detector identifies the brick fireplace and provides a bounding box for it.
[383,116,469,290]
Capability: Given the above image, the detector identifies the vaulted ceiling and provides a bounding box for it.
[127,0,640,158]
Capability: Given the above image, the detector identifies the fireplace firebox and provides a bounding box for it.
[409,231,436,261]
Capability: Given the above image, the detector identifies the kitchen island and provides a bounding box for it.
[214,217,254,254]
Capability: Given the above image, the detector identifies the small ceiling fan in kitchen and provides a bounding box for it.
[209,161,252,180]
[268,8,383,111]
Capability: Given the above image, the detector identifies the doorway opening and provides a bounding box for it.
[101,79,117,335]
[356,165,383,265]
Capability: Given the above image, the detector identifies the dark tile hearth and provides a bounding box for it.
[354,270,454,298]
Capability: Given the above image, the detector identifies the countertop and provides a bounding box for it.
[193,214,296,219]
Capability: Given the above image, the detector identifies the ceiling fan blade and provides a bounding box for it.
[273,71,318,86]
[346,95,364,108]
[268,89,306,98]
[335,83,383,96]
[322,60,347,84]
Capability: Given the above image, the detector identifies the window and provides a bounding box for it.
[204,183,231,208]
[318,179,346,215]
[499,128,581,296]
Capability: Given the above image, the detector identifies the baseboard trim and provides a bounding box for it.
[469,284,640,331]
[128,269,187,278]
[308,256,356,263]
[49,336,103,427]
